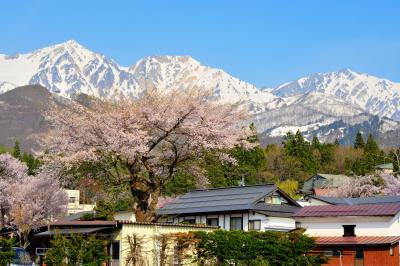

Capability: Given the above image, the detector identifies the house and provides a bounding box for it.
[112,221,215,266]
[301,173,350,196]
[66,190,95,215]
[33,218,216,266]
[157,184,301,232]
[294,203,400,266]
[375,163,394,174]
[306,195,400,206]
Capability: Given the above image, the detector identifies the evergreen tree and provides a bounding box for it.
[283,130,319,175]
[247,122,259,143]
[12,140,21,159]
[21,152,41,175]
[353,132,365,149]
[334,139,340,146]
[311,136,320,148]
[365,134,380,155]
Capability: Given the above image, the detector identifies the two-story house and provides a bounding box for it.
[294,203,400,266]
[157,184,301,232]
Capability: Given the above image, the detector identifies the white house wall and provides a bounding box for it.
[296,214,400,236]
[159,212,296,232]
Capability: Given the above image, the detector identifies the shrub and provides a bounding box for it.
[0,237,15,266]
[194,230,327,266]
[44,234,109,266]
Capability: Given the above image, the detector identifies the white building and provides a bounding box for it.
[66,189,95,215]
[293,203,400,237]
[158,185,301,232]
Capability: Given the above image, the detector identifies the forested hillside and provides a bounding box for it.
[2,127,398,209]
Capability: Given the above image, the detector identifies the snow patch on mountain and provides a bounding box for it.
[0,40,280,112]
[273,69,400,120]
[0,40,400,144]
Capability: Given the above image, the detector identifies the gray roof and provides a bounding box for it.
[309,195,400,205]
[158,184,300,216]
[34,227,111,236]
[253,203,300,218]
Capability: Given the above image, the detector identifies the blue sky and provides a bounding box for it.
[1,1,399,87]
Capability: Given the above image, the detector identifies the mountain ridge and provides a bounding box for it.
[0,40,399,147]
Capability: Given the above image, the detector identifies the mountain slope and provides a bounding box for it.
[273,69,400,120]
[0,85,67,151]
[0,41,399,147]
[0,40,280,113]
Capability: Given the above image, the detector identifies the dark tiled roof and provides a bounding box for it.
[35,227,111,236]
[51,220,117,226]
[315,236,400,246]
[309,195,400,205]
[253,203,300,218]
[117,221,218,229]
[294,203,400,217]
[158,184,298,216]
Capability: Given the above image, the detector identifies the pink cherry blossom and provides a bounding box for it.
[44,89,251,221]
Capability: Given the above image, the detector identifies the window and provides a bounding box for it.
[230,217,243,230]
[355,248,364,259]
[207,218,219,227]
[68,197,77,204]
[390,246,394,256]
[262,193,288,205]
[248,220,261,231]
[343,225,356,236]
[183,218,196,224]
[324,249,342,257]
[111,241,120,260]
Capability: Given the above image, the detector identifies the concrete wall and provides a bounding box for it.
[296,214,400,237]
[114,211,135,222]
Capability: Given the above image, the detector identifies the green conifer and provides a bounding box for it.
[353,132,365,149]
[12,140,21,159]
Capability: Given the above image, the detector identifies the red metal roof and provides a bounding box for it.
[315,236,400,246]
[294,203,400,217]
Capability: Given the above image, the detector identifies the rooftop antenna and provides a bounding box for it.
[239,176,245,186]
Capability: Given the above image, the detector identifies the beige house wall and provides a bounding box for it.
[112,223,215,266]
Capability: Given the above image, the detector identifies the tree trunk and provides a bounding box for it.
[130,181,161,222]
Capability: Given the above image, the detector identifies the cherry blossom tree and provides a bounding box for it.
[381,173,400,195]
[0,153,67,247]
[44,89,251,222]
[326,175,381,197]
[0,154,27,227]
[9,171,67,247]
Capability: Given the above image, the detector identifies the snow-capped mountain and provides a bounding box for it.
[273,69,400,120]
[0,40,281,113]
[0,40,399,146]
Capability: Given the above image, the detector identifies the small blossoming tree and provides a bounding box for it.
[0,153,67,247]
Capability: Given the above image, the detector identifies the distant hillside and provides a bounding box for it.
[0,85,67,151]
